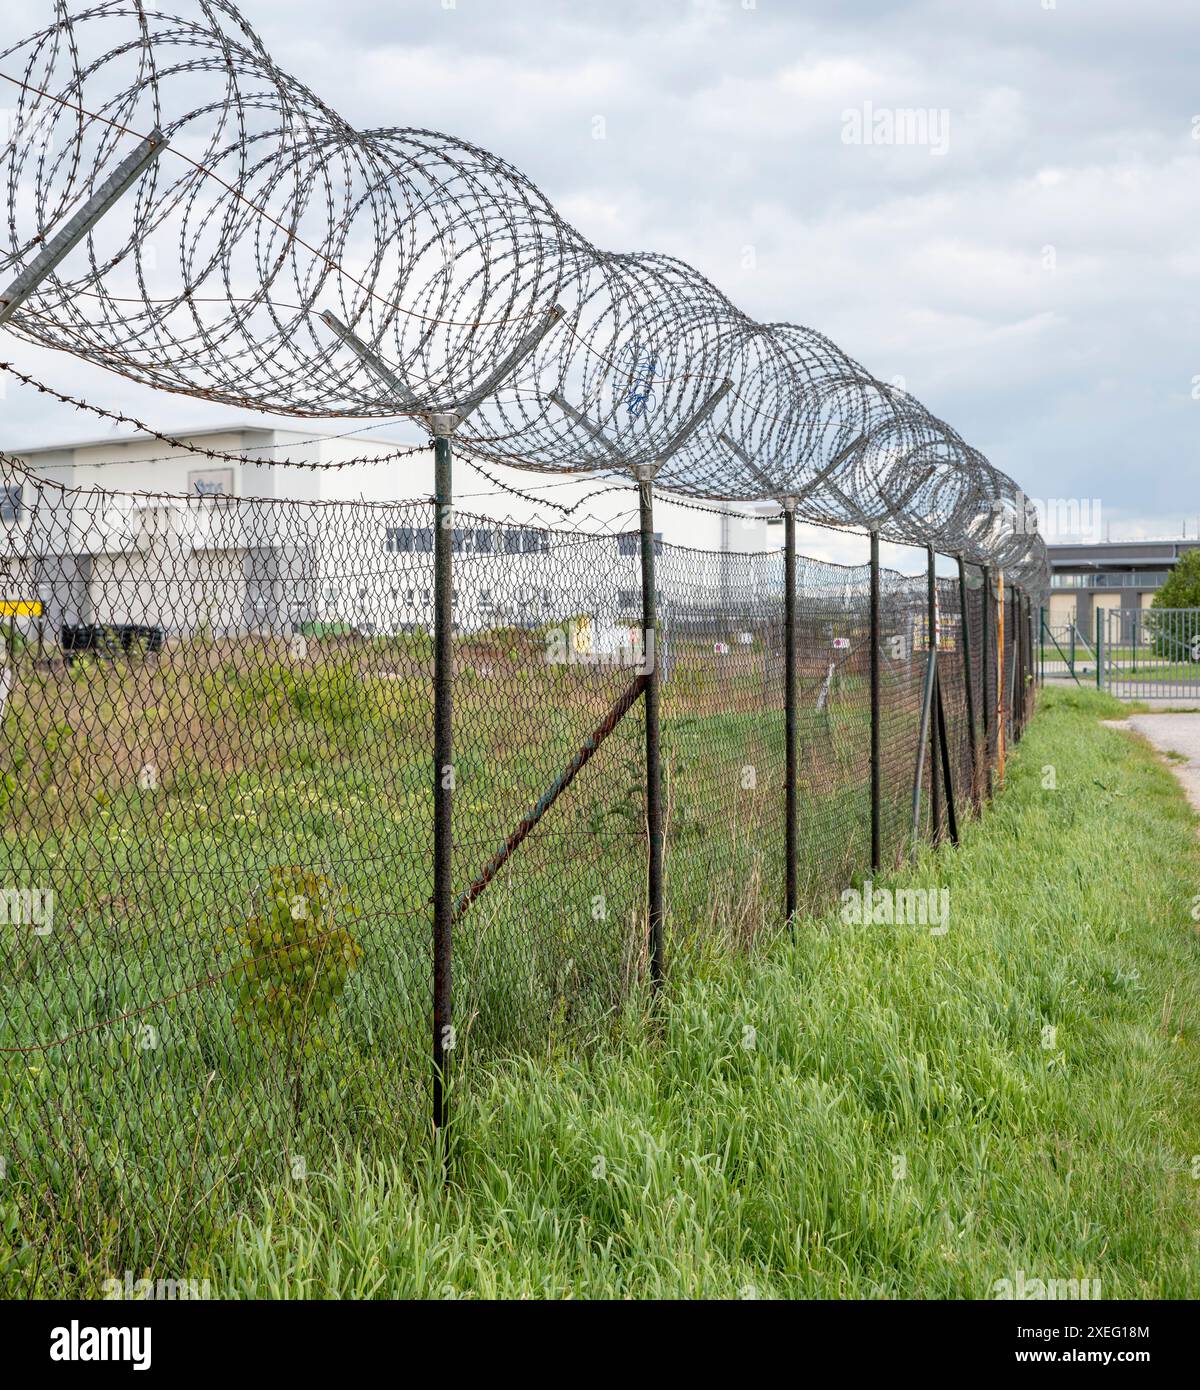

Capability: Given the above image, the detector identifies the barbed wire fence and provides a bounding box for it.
[0,1,1044,1289]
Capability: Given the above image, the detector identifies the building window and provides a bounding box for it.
[451,526,507,554]
[451,528,473,554]
[0,482,21,522]
[1053,570,1169,590]
[502,526,550,555]
[385,525,434,553]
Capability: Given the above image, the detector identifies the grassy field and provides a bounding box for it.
[162,686,1198,1298]
[1,627,931,1294]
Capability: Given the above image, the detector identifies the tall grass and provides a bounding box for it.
[2,631,797,1292]
[198,687,1200,1298]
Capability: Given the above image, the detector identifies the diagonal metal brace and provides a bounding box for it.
[0,130,166,327]
[910,635,938,857]
[318,309,420,409]
[321,302,563,433]
[717,431,780,500]
[548,389,625,464]
[453,304,565,424]
[934,667,959,845]
[452,671,649,920]
[553,379,732,477]
[724,429,866,498]
[1042,619,1083,688]
[656,379,733,465]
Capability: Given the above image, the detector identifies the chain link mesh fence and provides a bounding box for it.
[0,468,1035,1291]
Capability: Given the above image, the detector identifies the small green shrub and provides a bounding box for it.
[229,867,363,1054]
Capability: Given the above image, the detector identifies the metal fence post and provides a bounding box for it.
[1024,592,1031,729]
[1023,594,1033,726]
[554,381,729,987]
[870,527,881,872]
[935,672,960,845]
[1039,605,1045,687]
[637,465,665,987]
[981,564,993,799]
[1096,605,1103,691]
[1129,602,1136,676]
[784,498,798,926]
[431,426,455,1143]
[0,131,168,326]
[997,571,1006,784]
[957,554,979,807]
[1010,584,1022,740]
[911,548,939,857]
[927,547,942,842]
[1021,591,1029,732]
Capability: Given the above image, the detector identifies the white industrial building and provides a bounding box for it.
[2,423,778,640]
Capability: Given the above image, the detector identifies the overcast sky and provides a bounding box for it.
[3,0,1198,543]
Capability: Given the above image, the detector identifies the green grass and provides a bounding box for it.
[187,686,1200,1298]
[6,666,1198,1297]
[2,633,827,1292]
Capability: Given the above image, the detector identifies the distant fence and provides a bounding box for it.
[1091,606,1200,700]
[0,468,1036,1290]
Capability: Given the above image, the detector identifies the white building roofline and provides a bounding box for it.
[7,420,428,458]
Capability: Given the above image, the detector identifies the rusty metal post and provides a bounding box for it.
[637,466,665,986]
[957,555,979,807]
[432,429,454,1144]
[784,499,798,926]
[927,547,942,842]
[870,528,881,872]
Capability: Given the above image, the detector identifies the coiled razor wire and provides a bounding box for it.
[0,0,1048,595]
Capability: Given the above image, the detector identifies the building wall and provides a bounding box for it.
[4,426,776,641]
[1048,592,1077,627]
[1092,592,1124,643]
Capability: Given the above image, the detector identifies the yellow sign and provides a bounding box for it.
[0,600,42,616]
[568,614,593,656]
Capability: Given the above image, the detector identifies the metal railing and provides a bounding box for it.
[1097,607,1200,699]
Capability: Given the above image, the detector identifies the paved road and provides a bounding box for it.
[1122,697,1200,710]
[1118,712,1200,814]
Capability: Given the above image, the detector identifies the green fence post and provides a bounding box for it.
[1095,606,1103,691]
[1039,606,1045,687]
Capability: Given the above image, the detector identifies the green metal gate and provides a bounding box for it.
[1100,606,1200,699]
[1039,619,1096,681]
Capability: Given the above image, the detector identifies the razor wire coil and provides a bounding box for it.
[1,0,1048,596]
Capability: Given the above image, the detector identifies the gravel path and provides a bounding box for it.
[1115,712,1200,814]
